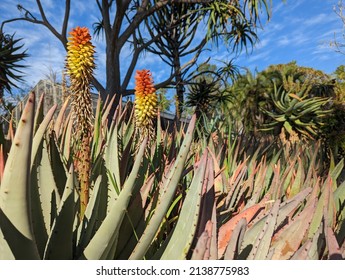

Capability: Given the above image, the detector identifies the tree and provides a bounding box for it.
[0,32,28,99]
[1,0,271,116]
[331,0,345,55]
[0,32,28,130]
[144,2,202,119]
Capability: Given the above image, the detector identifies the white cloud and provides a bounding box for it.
[247,50,271,63]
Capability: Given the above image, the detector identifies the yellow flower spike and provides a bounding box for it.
[65,26,95,220]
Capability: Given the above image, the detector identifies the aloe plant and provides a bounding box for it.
[0,76,344,260]
[260,83,332,140]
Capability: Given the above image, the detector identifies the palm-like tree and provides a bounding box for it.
[0,32,28,99]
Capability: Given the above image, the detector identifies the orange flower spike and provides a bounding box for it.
[134,70,157,134]
[66,26,95,80]
[65,26,95,219]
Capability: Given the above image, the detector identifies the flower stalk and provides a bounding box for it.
[66,26,95,219]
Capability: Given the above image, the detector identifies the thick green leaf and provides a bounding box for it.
[0,92,40,259]
[161,151,208,259]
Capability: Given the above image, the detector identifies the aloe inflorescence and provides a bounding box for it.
[66,26,95,219]
[134,69,158,138]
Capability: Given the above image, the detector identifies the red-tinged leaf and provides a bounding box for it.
[208,147,226,194]
[140,173,155,208]
[290,239,313,260]
[191,220,214,260]
[325,226,343,260]
[195,157,217,259]
[224,218,247,260]
[191,227,210,260]
[53,97,70,138]
[218,202,265,258]
[270,198,317,260]
[7,116,14,141]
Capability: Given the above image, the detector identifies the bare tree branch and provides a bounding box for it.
[61,0,71,42]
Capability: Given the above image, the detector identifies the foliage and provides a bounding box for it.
[260,83,332,141]
[0,32,28,98]
[334,65,345,102]
[226,62,336,138]
[0,88,344,260]
[156,88,172,112]
[1,0,272,112]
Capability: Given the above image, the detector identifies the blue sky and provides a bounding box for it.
[1,0,344,95]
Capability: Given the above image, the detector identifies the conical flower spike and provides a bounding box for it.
[66,26,95,219]
[134,69,157,137]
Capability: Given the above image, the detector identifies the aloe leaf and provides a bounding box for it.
[0,227,14,259]
[101,94,116,126]
[31,104,57,169]
[0,92,40,259]
[0,145,4,183]
[129,115,196,260]
[49,133,67,198]
[43,165,76,260]
[81,137,148,259]
[224,218,247,260]
[308,177,335,238]
[115,168,153,259]
[53,97,70,139]
[161,151,208,259]
[270,198,317,260]
[291,220,324,260]
[33,92,45,135]
[325,225,342,260]
[330,159,344,191]
[91,96,103,161]
[240,187,312,258]
[334,181,345,243]
[191,228,210,260]
[248,200,280,260]
[104,121,121,193]
[218,202,265,258]
[225,160,248,209]
[60,112,73,162]
[288,157,304,198]
[30,138,61,257]
[194,162,218,260]
[76,175,103,255]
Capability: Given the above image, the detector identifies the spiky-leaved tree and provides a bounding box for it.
[0,32,28,98]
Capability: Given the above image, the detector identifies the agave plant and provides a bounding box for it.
[260,82,333,141]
